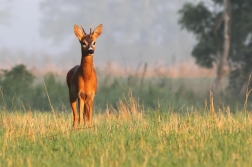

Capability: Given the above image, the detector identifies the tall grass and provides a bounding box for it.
[1,96,252,167]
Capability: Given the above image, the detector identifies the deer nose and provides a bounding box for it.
[88,49,94,54]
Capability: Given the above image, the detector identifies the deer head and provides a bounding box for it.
[74,24,103,56]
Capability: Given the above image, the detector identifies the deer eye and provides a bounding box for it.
[81,41,86,45]
[93,42,96,45]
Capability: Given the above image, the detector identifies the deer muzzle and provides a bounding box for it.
[88,48,94,54]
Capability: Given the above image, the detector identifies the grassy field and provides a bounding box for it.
[1,96,252,167]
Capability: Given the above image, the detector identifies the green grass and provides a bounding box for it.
[1,97,252,167]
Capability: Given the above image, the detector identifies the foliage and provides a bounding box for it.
[0,64,35,110]
[32,73,69,111]
[0,64,246,112]
[178,0,252,94]
[0,107,252,166]
[95,75,208,112]
[0,65,68,111]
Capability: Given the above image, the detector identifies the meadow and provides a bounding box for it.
[1,95,252,167]
[1,65,252,166]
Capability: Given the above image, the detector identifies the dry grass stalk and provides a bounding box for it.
[117,92,143,121]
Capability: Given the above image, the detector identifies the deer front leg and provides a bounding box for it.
[78,98,85,127]
[88,100,94,127]
[84,93,94,127]
[84,102,93,127]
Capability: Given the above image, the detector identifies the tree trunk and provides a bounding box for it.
[239,70,252,98]
[212,0,230,93]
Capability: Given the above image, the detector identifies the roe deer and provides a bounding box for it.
[66,24,103,128]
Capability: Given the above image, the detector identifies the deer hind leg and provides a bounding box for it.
[70,95,78,129]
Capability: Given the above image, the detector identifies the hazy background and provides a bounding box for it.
[0,0,209,77]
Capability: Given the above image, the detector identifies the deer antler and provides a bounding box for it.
[81,25,86,35]
[90,25,92,34]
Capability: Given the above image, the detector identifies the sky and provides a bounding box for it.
[0,0,61,54]
[0,0,198,74]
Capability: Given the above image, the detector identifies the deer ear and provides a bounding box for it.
[92,24,103,38]
[74,24,84,40]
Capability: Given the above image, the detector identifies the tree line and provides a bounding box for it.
[0,64,68,111]
[0,63,250,112]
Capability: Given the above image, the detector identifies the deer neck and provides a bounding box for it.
[80,55,94,78]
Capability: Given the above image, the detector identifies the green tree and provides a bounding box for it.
[0,64,35,110]
[178,0,252,96]
[0,65,69,111]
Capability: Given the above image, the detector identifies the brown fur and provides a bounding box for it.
[66,24,103,128]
